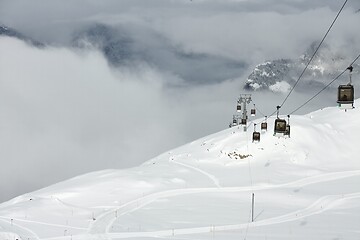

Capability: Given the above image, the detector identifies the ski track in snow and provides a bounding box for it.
[0,218,40,240]
[170,158,222,188]
[106,192,360,239]
[42,192,360,240]
[85,169,360,239]
[54,197,93,212]
[0,216,87,231]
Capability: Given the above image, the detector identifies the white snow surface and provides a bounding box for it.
[1,100,360,240]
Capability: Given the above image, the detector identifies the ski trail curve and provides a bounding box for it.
[0,216,87,230]
[0,218,40,240]
[88,170,360,237]
[171,159,222,188]
[54,197,93,212]
[93,192,360,239]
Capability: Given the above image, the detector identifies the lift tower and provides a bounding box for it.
[237,94,252,132]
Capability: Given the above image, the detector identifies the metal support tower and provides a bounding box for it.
[237,94,252,131]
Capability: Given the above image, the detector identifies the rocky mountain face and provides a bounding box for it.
[0,25,44,47]
[244,43,358,93]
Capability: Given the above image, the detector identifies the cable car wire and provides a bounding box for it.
[232,0,351,133]
[279,0,348,108]
[245,0,348,123]
[250,100,266,117]
[289,53,360,115]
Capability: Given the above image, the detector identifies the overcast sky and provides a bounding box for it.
[0,0,359,203]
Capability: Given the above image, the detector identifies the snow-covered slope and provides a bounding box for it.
[1,100,360,240]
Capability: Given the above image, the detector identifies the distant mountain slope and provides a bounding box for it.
[245,43,359,92]
[72,23,247,85]
[0,25,44,47]
[1,99,360,239]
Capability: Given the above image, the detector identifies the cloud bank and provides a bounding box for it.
[0,37,244,202]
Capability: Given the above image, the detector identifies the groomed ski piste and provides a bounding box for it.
[1,100,360,240]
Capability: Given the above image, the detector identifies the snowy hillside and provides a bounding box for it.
[1,100,360,240]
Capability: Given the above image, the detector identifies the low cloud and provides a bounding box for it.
[0,37,244,202]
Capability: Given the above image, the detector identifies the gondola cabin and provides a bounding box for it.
[250,108,256,116]
[252,132,260,142]
[274,119,287,136]
[241,118,247,125]
[232,118,237,125]
[237,105,241,112]
[337,84,354,109]
[261,122,267,131]
[284,125,290,137]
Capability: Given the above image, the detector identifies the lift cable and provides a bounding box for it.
[279,0,348,108]
[233,0,348,125]
[289,53,360,115]
[250,99,266,117]
[250,53,359,125]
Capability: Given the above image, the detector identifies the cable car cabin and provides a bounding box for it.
[284,125,290,137]
[252,132,260,142]
[274,119,287,136]
[241,118,247,125]
[250,109,256,116]
[337,84,354,109]
[261,122,267,131]
[237,105,241,112]
[232,118,237,125]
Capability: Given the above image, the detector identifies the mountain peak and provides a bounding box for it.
[244,43,356,92]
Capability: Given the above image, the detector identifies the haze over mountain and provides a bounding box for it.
[72,23,247,86]
[0,25,43,47]
[245,43,360,93]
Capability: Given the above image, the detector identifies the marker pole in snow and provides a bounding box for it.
[251,193,255,222]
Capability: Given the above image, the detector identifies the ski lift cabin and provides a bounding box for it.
[241,118,247,125]
[252,123,260,142]
[261,116,268,131]
[237,104,241,112]
[284,124,290,137]
[252,132,260,142]
[337,84,354,109]
[337,66,355,109]
[261,122,267,131]
[274,119,287,136]
[250,109,256,116]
